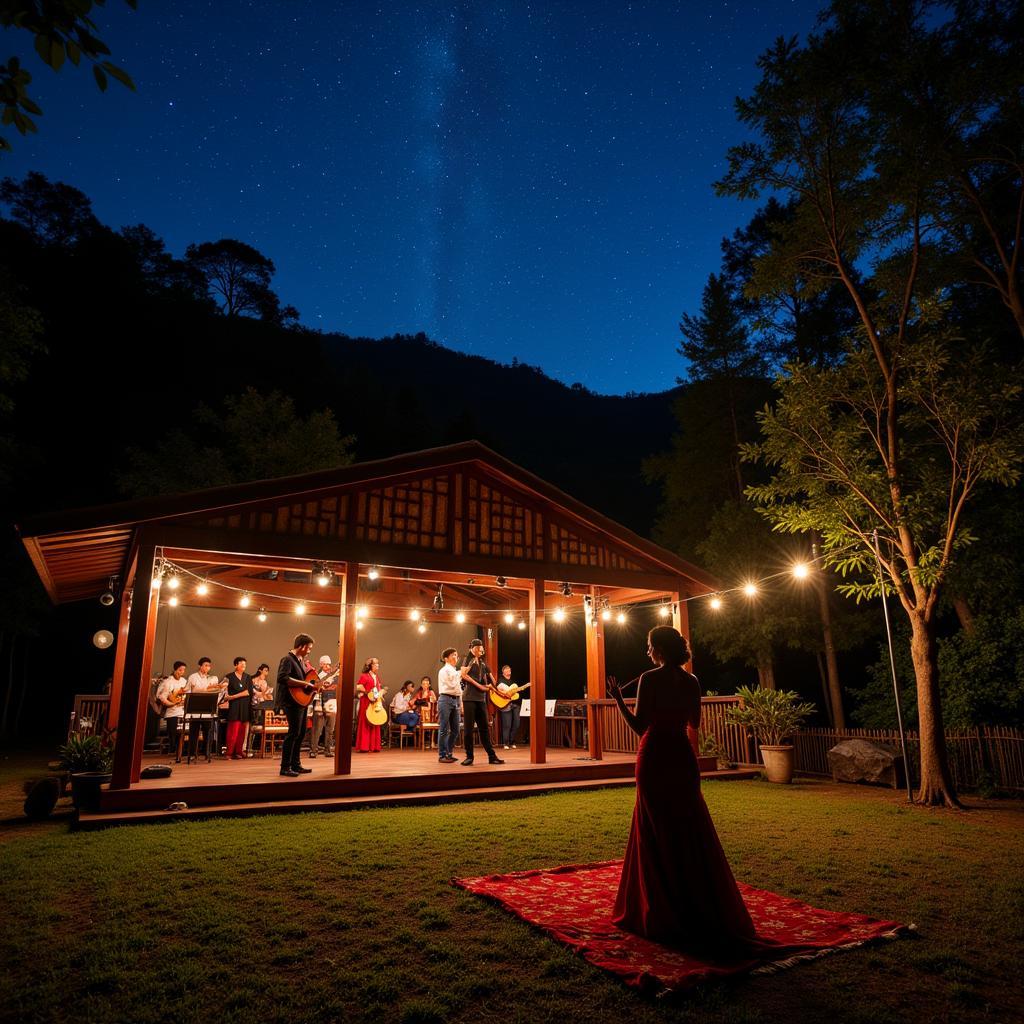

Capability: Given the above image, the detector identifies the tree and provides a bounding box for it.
[677,273,765,499]
[185,238,298,324]
[0,170,97,245]
[117,387,355,498]
[1,0,136,153]
[719,0,1024,805]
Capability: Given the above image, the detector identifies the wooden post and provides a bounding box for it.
[672,591,699,755]
[529,578,546,764]
[105,575,135,732]
[334,562,359,776]
[110,542,159,789]
[585,586,606,759]
[485,625,499,744]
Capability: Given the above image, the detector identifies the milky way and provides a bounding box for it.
[3,0,822,393]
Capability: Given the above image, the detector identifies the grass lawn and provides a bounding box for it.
[0,765,1021,1024]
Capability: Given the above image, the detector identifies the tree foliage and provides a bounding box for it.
[0,0,137,153]
[117,387,355,498]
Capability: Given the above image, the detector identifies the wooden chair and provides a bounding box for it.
[251,710,288,758]
[388,712,417,750]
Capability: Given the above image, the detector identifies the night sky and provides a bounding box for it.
[4,1,821,394]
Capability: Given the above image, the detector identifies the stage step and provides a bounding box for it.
[75,769,757,830]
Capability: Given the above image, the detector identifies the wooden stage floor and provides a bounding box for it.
[80,747,757,828]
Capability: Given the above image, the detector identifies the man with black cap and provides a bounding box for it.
[459,638,504,766]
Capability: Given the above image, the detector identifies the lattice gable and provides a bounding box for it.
[172,463,670,575]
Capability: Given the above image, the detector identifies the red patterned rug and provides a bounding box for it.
[453,860,913,994]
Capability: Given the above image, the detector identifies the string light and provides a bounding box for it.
[417,622,427,634]
[257,608,267,622]
[295,603,306,615]
[553,607,566,623]
[517,619,527,630]
[601,607,612,622]
[367,566,380,581]
[168,594,179,607]
[455,611,466,624]
[357,605,368,618]
[410,609,421,621]
[658,602,670,618]
[196,580,209,596]
[616,611,627,624]
[240,593,252,608]
[710,596,723,611]
[166,574,180,591]
[792,562,810,579]
[504,610,515,625]
[151,575,162,590]
[315,563,332,587]
[356,620,364,630]
[743,582,758,597]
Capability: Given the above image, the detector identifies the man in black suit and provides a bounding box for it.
[276,633,316,777]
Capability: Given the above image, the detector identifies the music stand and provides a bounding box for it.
[182,691,220,764]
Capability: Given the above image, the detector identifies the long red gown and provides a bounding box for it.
[355,672,383,752]
[612,697,756,955]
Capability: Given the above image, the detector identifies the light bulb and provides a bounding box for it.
[356,620,364,630]
[357,605,368,619]
[743,582,758,597]
[601,608,612,622]
[504,611,515,625]
[616,611,626,624]
[553,607,566,623]
[240,593,251,608]
[168,595,179,607]
[258,608,267,622]
[455,611,466,624]
[367,566,380,580]
[196,581,209,596]
[295,603,306,615]
[792,562,810,579]
[517,619,527,630]
[658,604,670,618]
[166,575,180,591]
[417,622,427,634]
[151,576,162,590]
[710,596,723,611]
[410,609,420,621]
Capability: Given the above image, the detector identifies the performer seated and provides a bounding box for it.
[155,661,188,760]
[414,675,437,722]
[390,680,422,731]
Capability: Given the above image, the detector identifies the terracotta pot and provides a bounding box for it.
[759,744,795,784]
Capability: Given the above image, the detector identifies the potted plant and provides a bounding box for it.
[58,734,114,811]
[725,686,815,783]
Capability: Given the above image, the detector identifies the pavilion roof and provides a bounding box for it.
[18,441,717,604]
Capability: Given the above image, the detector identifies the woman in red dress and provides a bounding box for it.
[355,656,387,753]
[608,626,755,955]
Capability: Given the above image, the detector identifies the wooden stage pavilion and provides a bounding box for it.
[20,442,752,823]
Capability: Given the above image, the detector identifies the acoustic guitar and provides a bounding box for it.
[287,667,326,708]
[489,682,531,710]
[365,687,389,725]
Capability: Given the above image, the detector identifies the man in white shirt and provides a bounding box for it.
[436,647,463,764]
[185,657,219,760]
[156,661,188,761]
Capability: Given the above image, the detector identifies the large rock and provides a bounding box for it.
[828,738,904,788]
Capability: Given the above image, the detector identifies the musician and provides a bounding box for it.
[415,675,437,722]
[275,633,316,777]
[247,663,273,755]
[355,657,387,753]
[310,654,338,758]
[459,639,504,766]
[185,657,219,760]
[390,680,421,730]
[497,664,523,750]
[436,648,462,764]
[224,656,254,760]
[155,661,188,761]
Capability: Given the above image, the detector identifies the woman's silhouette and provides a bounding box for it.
[608,625,755,954]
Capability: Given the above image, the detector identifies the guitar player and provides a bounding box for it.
[275,633,316,777]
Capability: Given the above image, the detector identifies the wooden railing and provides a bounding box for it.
[69,694,111,739]
[534,696,754,762]
[793,726,1024,792]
